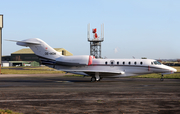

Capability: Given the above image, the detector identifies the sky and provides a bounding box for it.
[0,0,180,59]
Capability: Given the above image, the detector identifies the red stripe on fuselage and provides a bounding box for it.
[148,66,150,71]
[88,56,92,66]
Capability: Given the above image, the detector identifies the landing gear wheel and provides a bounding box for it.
[91,77,96,82]
[160,74,164,81]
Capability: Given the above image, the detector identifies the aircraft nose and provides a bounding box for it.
[171,67,177,72]
[173,68,177,72]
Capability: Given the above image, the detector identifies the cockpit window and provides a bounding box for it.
[153,61,161,65]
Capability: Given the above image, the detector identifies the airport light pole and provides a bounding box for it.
[0,15,3,74]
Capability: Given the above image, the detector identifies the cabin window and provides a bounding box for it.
[117,61,119,65]
[140,62,143,65]
[123,62,125,65]
[111,61,113,65]
[151,62,153,65]
[105,61,108,65]
[129,62,131,65]
[134,62,137,65]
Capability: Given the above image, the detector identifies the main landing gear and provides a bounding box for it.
[91,76,102,82]
[160,74,164,81]
[91,72,102,82]
[91,77,97,82]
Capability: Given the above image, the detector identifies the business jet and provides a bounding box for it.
[8,38,177,82]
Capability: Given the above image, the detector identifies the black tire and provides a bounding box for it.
[91,77,96,82]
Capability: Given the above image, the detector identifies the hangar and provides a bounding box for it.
[2,48,73,67]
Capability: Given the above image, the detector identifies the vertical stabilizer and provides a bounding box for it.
[16,38,62,61]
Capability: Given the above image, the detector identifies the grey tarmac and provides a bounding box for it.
[0,74,180,114]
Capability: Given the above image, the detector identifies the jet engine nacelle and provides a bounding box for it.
[56,55,92,66]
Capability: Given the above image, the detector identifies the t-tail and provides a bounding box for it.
[8,38,62,66]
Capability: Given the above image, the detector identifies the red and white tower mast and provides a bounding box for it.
[87,23,104,58]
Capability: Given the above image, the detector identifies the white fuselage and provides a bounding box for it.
[54,58,177,78]
[10,38,177,80]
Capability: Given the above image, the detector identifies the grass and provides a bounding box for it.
[0,109,22,114]
[130,73,180,79]
[1,69,64,74]
[23,66,55,70]
[1,66,64,74]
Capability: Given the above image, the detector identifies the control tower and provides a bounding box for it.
[87,23,104,58]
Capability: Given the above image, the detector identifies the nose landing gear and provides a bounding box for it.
[160,74,164,81]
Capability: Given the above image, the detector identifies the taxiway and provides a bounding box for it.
[0,74,180,114]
